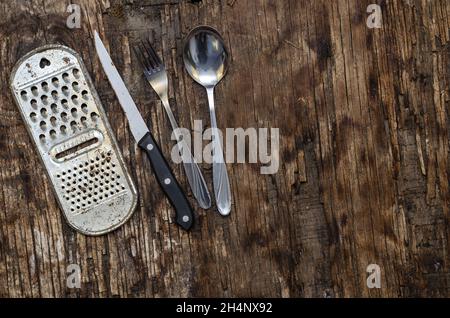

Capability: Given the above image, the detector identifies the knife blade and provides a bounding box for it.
[94,31,194,230]
[94,32,148,142]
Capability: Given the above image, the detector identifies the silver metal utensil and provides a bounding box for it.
[95,31,194,230]
[183,26,232,216]
[133,39,211,209]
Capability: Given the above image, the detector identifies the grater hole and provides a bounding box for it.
[31,86,38,95]
[62,86,69,95]
[71,108,77,117]
[81,90,88,99]
[50,116,57,126]
[61,112,68,121]
[72,82,79,90]
[62,73,69,81]
[40,108,47,117]
[71,95,78,103]
[61,99,68,108]
[50,103,58,113]
[73,68,80,78]
[51,90,58,99]
[70,120,77,131]
[39,134,45,141]
[52,77,59,86]
[41,82,48,90]
[41,95,48,104]
[30,112,37,121]
[91,112,98,121]
[49,129,56,138]
[81,103,88,113]
[80,116,87,125]
[20,91,27,99]
[31,99,37,108]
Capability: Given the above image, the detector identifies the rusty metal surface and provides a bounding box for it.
[10,45,137,235]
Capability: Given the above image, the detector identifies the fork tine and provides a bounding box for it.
[140,42,156,70]
[144,38,163,67]
[138,40,156,70]
[133,44,151,72]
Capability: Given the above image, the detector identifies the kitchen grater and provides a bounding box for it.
[10,45,138,236]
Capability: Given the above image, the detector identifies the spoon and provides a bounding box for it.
[183,26,232,216]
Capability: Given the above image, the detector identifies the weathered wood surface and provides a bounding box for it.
[0,0,449,297]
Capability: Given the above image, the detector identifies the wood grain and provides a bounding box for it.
[0,0,449,297]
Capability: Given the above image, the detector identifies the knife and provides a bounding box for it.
[94,31,193,230]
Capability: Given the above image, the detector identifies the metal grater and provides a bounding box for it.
[10,45,138,235]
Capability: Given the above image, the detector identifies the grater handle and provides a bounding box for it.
[138,132,194,230]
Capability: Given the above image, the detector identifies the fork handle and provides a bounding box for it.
[138,132,194,230]
[162,100,211,209]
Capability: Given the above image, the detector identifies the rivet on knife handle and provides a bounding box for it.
[138,132,193,230]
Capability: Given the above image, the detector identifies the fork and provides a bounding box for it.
[134,39,212,209]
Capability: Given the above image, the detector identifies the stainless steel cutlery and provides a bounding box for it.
[95,32,194,230]
[11,26,232,235]
[133,40,212,210]
[183,26,232,216]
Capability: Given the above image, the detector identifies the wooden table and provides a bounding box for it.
[0,0,449,297]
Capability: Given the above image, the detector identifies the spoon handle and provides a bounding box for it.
[207,87,232,216]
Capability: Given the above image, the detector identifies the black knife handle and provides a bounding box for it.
[138,132,194,230]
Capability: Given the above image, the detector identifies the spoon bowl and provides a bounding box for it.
[183,26,229,88]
